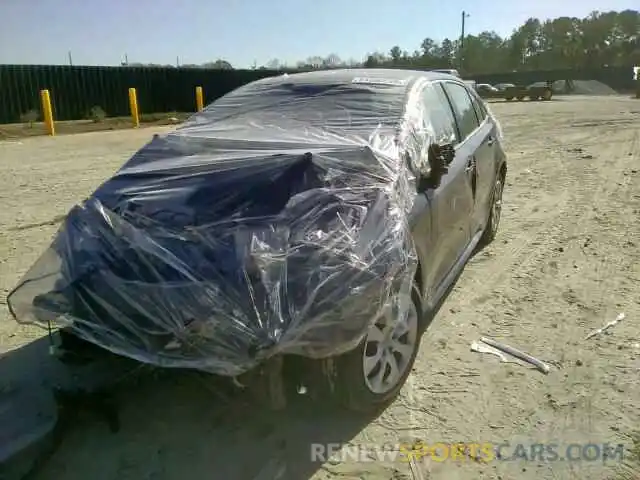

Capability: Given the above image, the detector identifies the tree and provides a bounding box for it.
[358,9,639,74]
[420,38,437,56]
[265,58,281,70]
[389,46,402,64]
[436,39,455,66]
[364,52,388,68]
[322,53,343,68]
[165,10,639,75]
[303,56,325,69]
[202,59,233,69]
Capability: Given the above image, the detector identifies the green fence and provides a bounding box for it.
[0,64,636,125]
[0,65,280,124]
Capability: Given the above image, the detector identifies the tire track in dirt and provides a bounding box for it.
[6,215,66,232]
[388,98,640,480]
[448,102,604,295]
[454,124,624,314]
[559,127,639,305]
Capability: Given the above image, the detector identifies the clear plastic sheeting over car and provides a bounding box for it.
[8,70,437,376]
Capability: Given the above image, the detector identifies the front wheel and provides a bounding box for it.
[330,290,422,412]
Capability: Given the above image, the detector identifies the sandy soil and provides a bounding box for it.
[0,113,190,140]
[1,96,639,480]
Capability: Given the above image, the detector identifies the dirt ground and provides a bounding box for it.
[0,112,190,141]
[1,96,639,480]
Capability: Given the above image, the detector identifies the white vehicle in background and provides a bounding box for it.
[494,83,516,91]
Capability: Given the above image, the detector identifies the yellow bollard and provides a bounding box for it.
[128,87,140,128]
[195,86,204,112]
[40,89,55,136]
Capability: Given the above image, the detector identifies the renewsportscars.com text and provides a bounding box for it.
[311,441,625,463]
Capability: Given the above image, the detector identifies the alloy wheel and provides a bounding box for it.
[362,295,418,394]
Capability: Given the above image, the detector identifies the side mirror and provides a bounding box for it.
[418,143,454,190]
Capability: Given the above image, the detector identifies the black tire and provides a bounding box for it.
[479,173,504,247]
[505,96,513,101]
[330,287,424,412]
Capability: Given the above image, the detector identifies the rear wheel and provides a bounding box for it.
[479,174,504,246]
[331,290,422,412]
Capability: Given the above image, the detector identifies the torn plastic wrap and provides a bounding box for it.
[7,70,436,376]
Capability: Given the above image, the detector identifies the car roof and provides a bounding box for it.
[182,68,474,145]
[250,68,464,92]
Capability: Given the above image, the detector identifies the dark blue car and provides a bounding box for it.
[8,68,507,411]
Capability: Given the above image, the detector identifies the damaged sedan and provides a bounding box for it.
[7,68,507,414]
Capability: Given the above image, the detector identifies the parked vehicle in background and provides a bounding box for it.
[504,82,553,101]
[503,85,526,101]
[476,83,502,99]
[9,68,507,414]
[526,82,554,100]
[477,83,498,92]
[494,83,516,91]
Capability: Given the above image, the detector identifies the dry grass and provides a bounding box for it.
[0,112,192,140]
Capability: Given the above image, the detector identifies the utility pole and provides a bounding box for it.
[124,53,129,66]
[459,11,470,71]
[68,51,73,66]
[176,56,180,67]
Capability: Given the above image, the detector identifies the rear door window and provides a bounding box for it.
[421,82,459,144]
[441,82,480,142]
[469,92,488,123]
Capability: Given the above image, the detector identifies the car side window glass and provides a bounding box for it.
[470,92,487,123]
[441,82,480,142]
[421,82,459,145]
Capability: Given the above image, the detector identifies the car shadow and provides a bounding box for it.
[0,336,382,480]
[1,256,467,480]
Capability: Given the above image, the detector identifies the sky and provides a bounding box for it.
[0,0,637,68]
